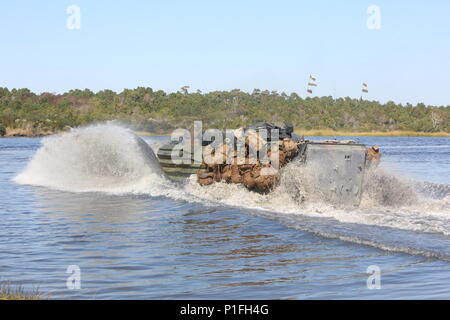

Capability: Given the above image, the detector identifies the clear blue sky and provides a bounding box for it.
[1,0,449,105]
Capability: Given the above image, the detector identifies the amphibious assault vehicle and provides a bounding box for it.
[156,122,379,206]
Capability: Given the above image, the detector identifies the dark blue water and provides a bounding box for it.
[1,130,450,299]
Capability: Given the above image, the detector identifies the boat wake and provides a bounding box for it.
[14,124,450,260]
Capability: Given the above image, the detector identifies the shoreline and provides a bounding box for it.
[295,129,450,137]
[1,128,450,138]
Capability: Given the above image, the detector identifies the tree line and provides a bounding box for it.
[0,87,449,135]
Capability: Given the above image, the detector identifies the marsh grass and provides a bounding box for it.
[0,284,43,300]
[134,131,170,137]
[295,129,450,137]
[136,129,450,138]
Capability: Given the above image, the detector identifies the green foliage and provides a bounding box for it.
[0,123,5,136]
[0,87,449,134]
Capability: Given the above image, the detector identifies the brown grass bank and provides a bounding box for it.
[2,127,55,137]
[0,284,42,300]
[295,129,450,137]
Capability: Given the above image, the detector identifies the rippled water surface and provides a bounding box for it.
[1,128,450,299]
